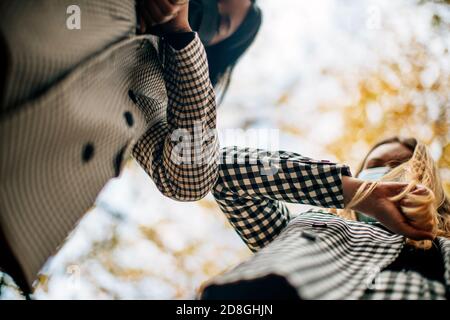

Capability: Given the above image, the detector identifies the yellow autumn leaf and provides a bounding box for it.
[439,143,450,168]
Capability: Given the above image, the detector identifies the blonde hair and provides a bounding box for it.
[340,141,450,249]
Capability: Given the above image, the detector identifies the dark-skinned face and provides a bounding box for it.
[208,0,252,45]
[363,142,414,171]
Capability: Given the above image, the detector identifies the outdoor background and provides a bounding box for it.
[1,0,449,299]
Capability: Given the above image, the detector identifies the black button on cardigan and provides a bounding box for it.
[82,143,95,162]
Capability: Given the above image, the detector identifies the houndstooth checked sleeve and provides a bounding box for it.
[133,34,218,201]
[212,147,352,252]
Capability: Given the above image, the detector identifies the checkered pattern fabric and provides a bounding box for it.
[206,147,450,299]
[0,0,217,286]
[133,36,218,201]
[213,147,352,251]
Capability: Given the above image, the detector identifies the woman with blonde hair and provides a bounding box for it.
[201,138,450,299]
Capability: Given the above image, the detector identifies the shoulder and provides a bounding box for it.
[286,209,403,244]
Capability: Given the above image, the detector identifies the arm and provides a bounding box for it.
[133,32,218,201]
[214,147,434,251]
[213,147,352,252]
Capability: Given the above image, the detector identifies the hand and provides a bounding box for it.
[397,185,437,235]
[342,177,435,240]
[139,1,192,35]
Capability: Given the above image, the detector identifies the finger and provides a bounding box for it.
[399,193,434,225]
[406,186,434,206]
[169,0,189,4]
[409,212,438,230]
[411,184,429,195]
[386,182,413,201]
[140,4,159,26]
[145,1,172,25]
[382,207,434,240]
[395,221,434,240]
[399,188,433,207]
[399,204,435,229]
[404,193,434,204]
[409,219,435,233]
[139,15,147,33]
[153,0,180,24]
[400,203,431,219]
[399,198,428,209]
[156,0,179,17]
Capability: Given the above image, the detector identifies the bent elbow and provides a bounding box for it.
[164,184,214,202]
[159,168,219,202]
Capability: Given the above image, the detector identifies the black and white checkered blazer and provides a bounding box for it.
[0,1,218,287]
[203,147,450,299]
